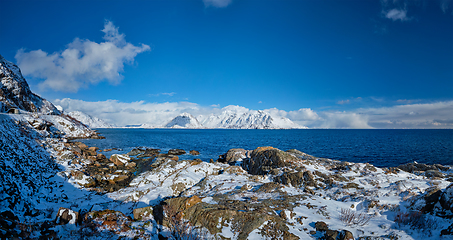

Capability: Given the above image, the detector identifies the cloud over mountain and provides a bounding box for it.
[15,21,150,92]
[52,98,453,129]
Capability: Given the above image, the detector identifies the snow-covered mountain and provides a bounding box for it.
[197,105,306,129]
[0,54,60,115]
[67,111,115,128]
[165,112,203,128]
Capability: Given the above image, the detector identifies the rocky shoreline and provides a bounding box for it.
[3,125,453,239]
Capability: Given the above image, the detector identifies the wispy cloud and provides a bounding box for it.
[203,0,233,8]
[15,20,150,92]
[149,92,177,97]
[384,8,410,21]
[337,99,350,105]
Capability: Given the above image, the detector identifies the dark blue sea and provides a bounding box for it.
[79,129,453,168]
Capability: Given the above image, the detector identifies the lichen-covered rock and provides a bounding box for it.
[243,147,301,175]
[133,206,154,221]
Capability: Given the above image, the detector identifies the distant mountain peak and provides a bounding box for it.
[67,111,114,128]
[165,113,203,128]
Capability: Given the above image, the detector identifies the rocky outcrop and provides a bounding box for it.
[242,146,301,175]
[0,54,60,114]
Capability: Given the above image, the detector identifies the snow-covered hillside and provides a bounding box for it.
[197,105,306,129]
[0,54,60,115]
[67,111,114,128]
[165,113,203,128]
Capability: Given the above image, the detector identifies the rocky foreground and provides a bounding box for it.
[2,113,453,240]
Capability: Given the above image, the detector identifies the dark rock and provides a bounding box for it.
[315,221,328,231]
[441,223,453,235]
[425,170,444,178]
[398,162,443,173]
[128,148,145,156]
[168,149,186,155]
[324,229,339,240]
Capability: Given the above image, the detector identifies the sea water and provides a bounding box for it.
[80,129,453,168]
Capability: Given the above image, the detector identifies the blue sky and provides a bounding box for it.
[1,0,453,128]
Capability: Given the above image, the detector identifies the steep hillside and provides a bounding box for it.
[0,54,60,114]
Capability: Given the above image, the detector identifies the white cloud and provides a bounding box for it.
[53,98,453,129]
[319,112,372,129]
[203,0,233,8]
[384,8,410,21]
[357,100,453,128]
[15,20,150,92]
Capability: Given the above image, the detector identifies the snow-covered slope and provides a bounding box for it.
[197,105,305,129]
[67,111,114,128]
[165,112,203,128]
[0,54,60,115]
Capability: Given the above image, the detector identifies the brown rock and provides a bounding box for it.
[189,150,200,155]
[339,230,354,240]
[315,221,328,231]
[55,207,79,225]
[133,206,154,221]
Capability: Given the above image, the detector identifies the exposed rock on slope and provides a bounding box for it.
[0,54,60,114]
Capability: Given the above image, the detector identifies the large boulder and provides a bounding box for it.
[242,147,300,175]
[218,148,249,165]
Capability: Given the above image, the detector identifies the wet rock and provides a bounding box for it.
[243,147,300,175]
[189,150,200,155]
[133,206,154,221]
[55,207,79,225]
[218,148,248,165]
[168,149,186,155]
